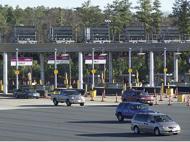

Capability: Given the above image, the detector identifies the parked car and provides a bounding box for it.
[14,88,40,99]
[115,102,155,122]
[51,89,85,106]
[35,85,50,97]
[131,112,181,136]
[121,89,154,105]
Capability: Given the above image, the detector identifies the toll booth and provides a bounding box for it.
[14,26,37,44]
[48,26,75,44]
[85,26,110,43]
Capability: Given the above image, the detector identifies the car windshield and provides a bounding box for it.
[131,104,148,110]
[66,91,79,95]
[137,91,149,96]
[154,115,173,122]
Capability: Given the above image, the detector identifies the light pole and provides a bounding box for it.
[54,48,57,89]
[164,48,167,86]
[105,19,111,42]
[16,48,19,89]
[128,48,132,88]
[92,48,95,90]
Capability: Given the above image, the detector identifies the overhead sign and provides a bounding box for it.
[11,57,33,66]
[85,54,107,64]
[48,54,70,64]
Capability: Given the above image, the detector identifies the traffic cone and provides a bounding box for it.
[174,88,178,98]
[186,96,190,106]
[154,89,156,97]
[101,89,105,102]
[154,94,158,105]
[115,93,118,103]
[168,95,172,105]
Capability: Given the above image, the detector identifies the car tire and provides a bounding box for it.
[154,127,161,136]
[53,98,59,106]
[134,126,140,134]
[66,100,71,106]
[116,113,124,122]
[80,103,84,106]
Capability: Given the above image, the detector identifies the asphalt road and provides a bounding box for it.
[0,101,189,141]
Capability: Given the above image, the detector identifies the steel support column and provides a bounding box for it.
[16,48,19,90]
[92,48,95,89]
[128,48,132,88]
[54,49,57,89]
[164,48,167,86]
[149,51,154,87]
[40,54,45,85]
[78,52,83,89]
[174,52,179,82]
[108,52,113,83]
[3,52,8,94]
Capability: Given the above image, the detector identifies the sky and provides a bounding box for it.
[2,0,175,14]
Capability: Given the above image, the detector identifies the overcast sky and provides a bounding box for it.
[2,0,175,13]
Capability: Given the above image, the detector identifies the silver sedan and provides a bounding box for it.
[131,112,181,136]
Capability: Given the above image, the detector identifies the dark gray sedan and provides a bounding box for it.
[14,88,40,99]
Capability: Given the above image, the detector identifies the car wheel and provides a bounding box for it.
[66,100,71,106]
[117,113,124,122]
[80,103,84,106]
[53,98,58,106]
[154,127,161,136]
[134,126,140,134]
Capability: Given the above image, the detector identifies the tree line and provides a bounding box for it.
[0,0,190,43]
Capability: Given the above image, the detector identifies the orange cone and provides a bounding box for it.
[168,95,172,105]
[186,96,190,106]
[101,89,105,102]
[115,93,118,103]
[154,94,158,105]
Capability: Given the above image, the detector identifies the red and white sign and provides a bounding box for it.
[48,54,70,64]
[85,54,107,64]
[11,57,33,66]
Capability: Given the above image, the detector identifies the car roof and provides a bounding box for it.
[136,112,164,116]
[120,102,144,105]
[125,89,145,92]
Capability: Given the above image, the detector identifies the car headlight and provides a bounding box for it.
[175,125,181,130]
[162,126,168,130]
[71,96,74,100]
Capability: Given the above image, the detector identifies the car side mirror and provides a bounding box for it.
[150,120,155,123]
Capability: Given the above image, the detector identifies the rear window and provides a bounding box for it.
[134,114,148,122]
[136,91,149,96]
[65,90,79,95]
[130,104,148,110]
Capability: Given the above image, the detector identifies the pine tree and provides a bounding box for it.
[173,0,190,35]
[136,0,153,39]
[152,0,162,34]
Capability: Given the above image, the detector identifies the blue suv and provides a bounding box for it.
[115,102,154,122]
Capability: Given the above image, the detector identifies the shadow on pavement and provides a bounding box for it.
[68,120,131,124]
[77,132,161,138]
[86,104,118,107]
[18,105,58,108]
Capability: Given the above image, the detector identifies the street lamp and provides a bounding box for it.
[164,48,167,86]
[137,47,146,56]
[54,48,57,89]
[16,48,19,89]
[92,48,95,90]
